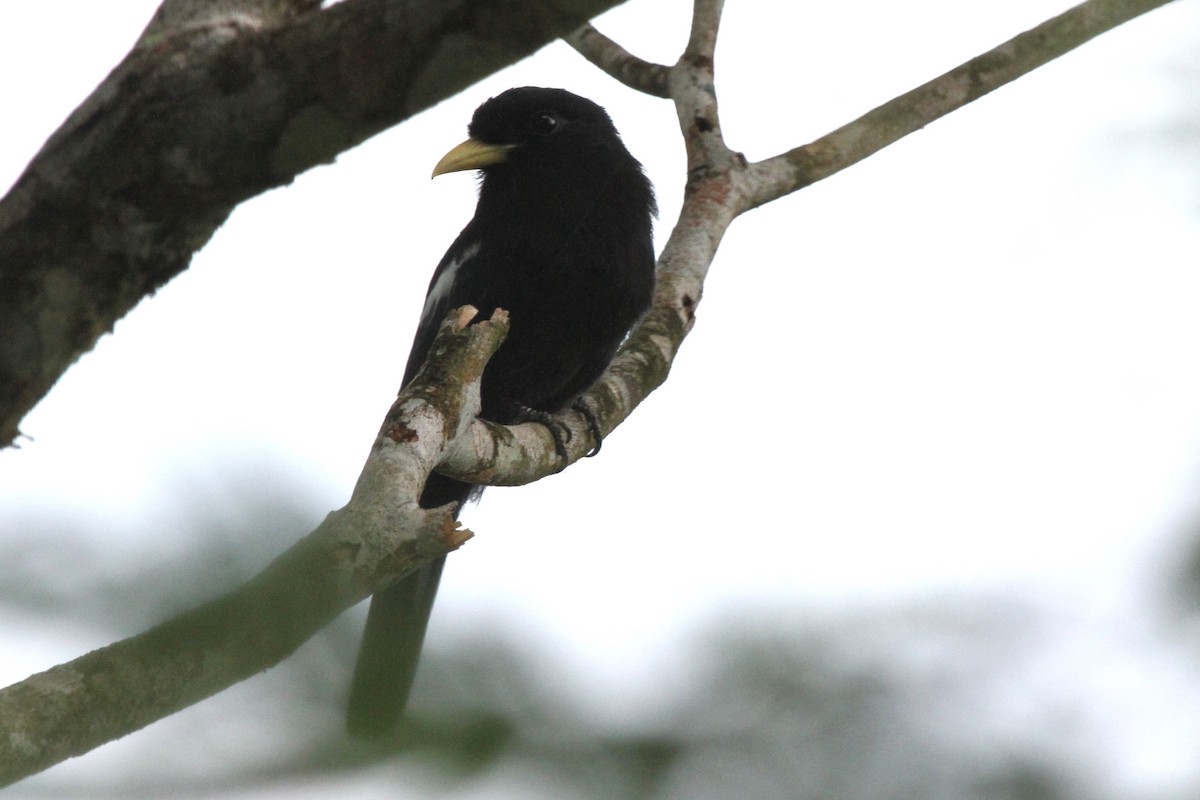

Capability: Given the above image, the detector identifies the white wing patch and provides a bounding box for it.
[420,241,480,325]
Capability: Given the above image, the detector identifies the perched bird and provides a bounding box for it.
[347,87,657,737]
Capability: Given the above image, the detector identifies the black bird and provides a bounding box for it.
[347,87,656,737]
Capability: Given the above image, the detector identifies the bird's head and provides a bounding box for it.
[431,87,625,179]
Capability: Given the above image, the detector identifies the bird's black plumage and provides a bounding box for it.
[346,87,656,737]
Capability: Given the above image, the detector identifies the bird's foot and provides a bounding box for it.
[571,398,603,457]
[507,402,572,466]
[506,400,604,464]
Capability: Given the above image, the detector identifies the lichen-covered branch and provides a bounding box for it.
[0,0,630,449]
[0,306,505,785]
[683,0,723,62]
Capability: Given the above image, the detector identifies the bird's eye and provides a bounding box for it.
[530,112,561,136]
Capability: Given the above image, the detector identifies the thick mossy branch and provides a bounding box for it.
[0,0,630,449]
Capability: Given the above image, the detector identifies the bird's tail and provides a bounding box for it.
[346,556,445,737]
[346,472,471,737]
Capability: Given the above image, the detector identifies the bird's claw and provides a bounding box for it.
[507,402,572,466]
[572,398,603,457]
[506,399,604,464]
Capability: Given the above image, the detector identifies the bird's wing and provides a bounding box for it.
[403,224,483,386]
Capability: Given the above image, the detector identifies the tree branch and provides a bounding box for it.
[138,0,323,43]
[563,24,670,98]
[0,306,505,785]
[0,0,630,449]
[434,0,1177,491]
[743,0,1180,209]
[0,0,1179,783]
[683,0,723,62]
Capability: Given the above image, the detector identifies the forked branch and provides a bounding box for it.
[0,307,504,785]
[0,0,1177,783]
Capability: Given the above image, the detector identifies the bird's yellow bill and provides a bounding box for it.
[431,138,515,178]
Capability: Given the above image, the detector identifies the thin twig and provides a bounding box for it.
[684,0,724,62]
[743,0,1179,210]
[564,24,671,97]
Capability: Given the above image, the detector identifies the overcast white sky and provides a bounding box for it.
[2,0,1200,795]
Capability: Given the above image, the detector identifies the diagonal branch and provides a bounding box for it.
[0,306,505,785]
[563,24,671,97]
[743,0,1180,210]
